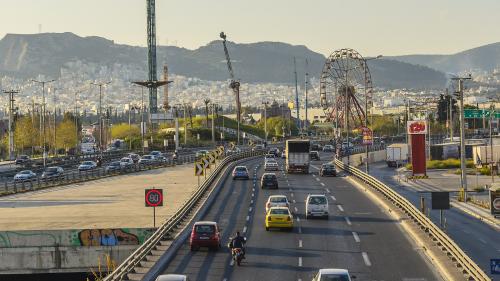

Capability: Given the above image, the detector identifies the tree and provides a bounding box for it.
[14,116,38,154]
[111,123,140,140]
[56,119,77,151]
[204,99,210,128]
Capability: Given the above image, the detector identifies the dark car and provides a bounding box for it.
[190,221,221,251]
[15,155,31,166]
[319,163,337,177]
[268,148,279,157]
[232,166,249,180]
[105,161,122,173]
[310,151,320,161]
[41,166,64,180]
[261,173,278,189]
[311,143,321,151]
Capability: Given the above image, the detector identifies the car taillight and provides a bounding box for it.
[287,216,291,221]
[266,202,271,208]
[267,216,272,221]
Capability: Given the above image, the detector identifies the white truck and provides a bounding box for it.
[286,139,310,174]
[472,145,500,167]
[386,143,409,167]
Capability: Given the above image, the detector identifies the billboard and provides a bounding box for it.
[407,120,427,134]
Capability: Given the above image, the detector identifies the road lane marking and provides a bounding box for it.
[291,193,294,197]
[243,226,247,233]
[246,216,250,221]
[294,207,298,212]
[298,227,302,234]
[299,240,303,248]
[338,205,344,212]
[229,259,234,266]
[249,207,253,212]
[320,182,325,186]
[252,193,255,197]
[293,199,296,203]
[330,195,336,201]
[289,188,292,191]
[315,178,320,181]
[344,217,352,225]
[352,231,360,242]
[312,174,316,177]
[362,252,372,266]
[297,217,301,222]
[298,257,303,267]
[479,238,487,244]
[325,188,331,193]
[250,200,254,204]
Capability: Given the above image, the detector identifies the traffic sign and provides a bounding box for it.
[229,142,235,149]
[407,121,427,134]
[464,109,500,118]
[361,127,373,145]
[491,259,500,275]
[145,189,163,207]
[195,162,204,176]
[208,152,216,164]
[202,157,210,169]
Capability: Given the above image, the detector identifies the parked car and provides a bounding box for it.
[127,153,140,163]
[190,221,221,251]
[322,145,334,152]
[261,173,278,189]
[105,161,122,173]
[41,166,64,180]
[305,194,329,219]
[265,207,293,231]
[155,275,189,281]
[120,157,134,168]
[264,159,279,171]
[15,155,31,166]
[14,170,37,182]
[319,163,337,177]
[310,151,320,161]
[138,155,156,165]
[150,151,162,158]
[232,166,249,180]
[312,268,354,281]
[78,161,97,171]
[265,195,289,213]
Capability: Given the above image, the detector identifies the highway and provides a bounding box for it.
[369,162,500,279]
[155,153,440,281]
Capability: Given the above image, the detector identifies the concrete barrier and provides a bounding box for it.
[342,150,386,167]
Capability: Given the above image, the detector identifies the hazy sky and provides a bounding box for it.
[1,0,499,56]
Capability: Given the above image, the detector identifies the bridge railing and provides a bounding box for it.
[104,150,264,281]
[334,158,490,281]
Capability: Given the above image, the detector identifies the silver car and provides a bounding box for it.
[14,170,37,182]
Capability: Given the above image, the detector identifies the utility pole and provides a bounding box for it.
[447,88,454,141]
[31,79,55,167]
[49,87,60,156]
[490,103,496,183]
[262,101,269,145]
[211,103,216,144]
[3,90,19,160]
[183,104,187,145]
[304,59,309,132]
[452,75,471,203]
[294,57,300,133]
[91,81,111,153]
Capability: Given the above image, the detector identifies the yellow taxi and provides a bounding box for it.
[265,206,293,231]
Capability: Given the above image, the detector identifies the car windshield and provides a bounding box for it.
[270,209,289,215]
[270,197,287,203]
[143,156,153,159]
[235,167,247,172]
[320,274,350,281]
[322,165,334,169]
[121,158,130,162]
[110,162,120,166]
[46,167,58,172]
[264,174,276,179]
[309,196,327,205]
[82,161,93,165]
[20,171,31,174]
[195,225,215,234]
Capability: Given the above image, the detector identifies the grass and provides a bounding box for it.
[406,158,474,170]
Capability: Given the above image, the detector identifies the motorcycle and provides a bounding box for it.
[232,248,244,266]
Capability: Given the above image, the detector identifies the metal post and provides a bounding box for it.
[142,87,145,153]
[490,104,495,183]
[263,101,268,144]
[175,116,179,151]
[211,103,215,144]
[3,90,18,160]
[75,92,79,153]
[32,79,55,167]
[454,76,471,203]
[183,105,187,145]
[305,59,309,132]
[420,196,425,213]
[153,206,156,228]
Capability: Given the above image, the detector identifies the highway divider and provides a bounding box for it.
[103,149,264,281]
[0,154,196,197]
[334,158,490,281]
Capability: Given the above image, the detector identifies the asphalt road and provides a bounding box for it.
[156,154,440,281]
[369,162,500,280]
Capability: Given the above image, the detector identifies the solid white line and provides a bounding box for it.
[337,205,344,212]
[297,217,301,222]
[249,207,253,212]
[243,226,247,233]
[320,182,325,186]
[315,178,320,181]
[344,217,352,225]
[250,200,254,204]
[246,216,250,221]
[291,193,294,197]
[294,207,298,212]
[293,199,296,204]
[330,195,336,201]
[312,174,316,177]
[298,257,303,267]
[352,231,360,243]
[479,238,487,244]
[362,252,372,266]
[299,240,303,248]
[229,259,235,266]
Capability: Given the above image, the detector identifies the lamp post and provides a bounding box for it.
[91,81,111,153]
[262,101,269,145]
[490,103,496,183]
[363,55,382,173]
[31,79,55,167]
[3,90,19,160]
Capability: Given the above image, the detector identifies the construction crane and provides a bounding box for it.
[219,31,242,145]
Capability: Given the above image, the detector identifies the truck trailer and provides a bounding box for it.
[386,143,409,167]
[286,139,310,174]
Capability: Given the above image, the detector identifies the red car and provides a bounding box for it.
[190,221,221,251]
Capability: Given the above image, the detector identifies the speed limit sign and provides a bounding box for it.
[145,189,164,207]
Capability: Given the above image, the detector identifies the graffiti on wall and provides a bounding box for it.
[0,228,153,248]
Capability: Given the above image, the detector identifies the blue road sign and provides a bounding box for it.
[491,259,500,275]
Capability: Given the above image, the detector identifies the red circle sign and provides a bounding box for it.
[145,189,163,207]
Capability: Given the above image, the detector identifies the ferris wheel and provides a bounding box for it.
[319,48,373,130]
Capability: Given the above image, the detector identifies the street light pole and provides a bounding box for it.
[32,79,55,167]
[490,103,496,183]
[3,90,19,160]
[262,101,269,145]
[91,81,111,153]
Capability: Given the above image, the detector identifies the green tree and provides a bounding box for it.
[56,119,77,151]
[14,116,38,154]
[111,123,140,140]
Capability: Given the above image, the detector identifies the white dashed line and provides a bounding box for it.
[229,259,235,266]
[298,227,302,234]
[315,178,320,182]
[243,226,247,233]
[312,174,316,177]
[479,238,487,244]
[294,207,298,212]
[250,200,254,204]
[299,240,303,248]
[362,252,372,266]
[246,216,250,221]
[330,195,336,201]
[325,188,331,193]
[293,199,296,204]
[320,182,325,186]
[344,217,352,225]
[252,193,255,197]
[249,207,253,212]
[337,205,344,212]
[297,217,301,222]
[352,231,360,242]
[298,257,303,267]
[291,193,294,197]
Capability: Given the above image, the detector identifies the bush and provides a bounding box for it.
[406,158,474,170]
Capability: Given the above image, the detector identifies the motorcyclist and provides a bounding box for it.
[173,150,178,163]
[229,231,246,258]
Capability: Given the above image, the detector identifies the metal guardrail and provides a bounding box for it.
[0,154,196,196]
[334,158,490,281]
[103,150,262,281]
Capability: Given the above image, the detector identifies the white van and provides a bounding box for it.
[306,194,329,219]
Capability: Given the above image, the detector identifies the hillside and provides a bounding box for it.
[0,32,446,88]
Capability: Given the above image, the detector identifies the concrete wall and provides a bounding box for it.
[342,150,386,167]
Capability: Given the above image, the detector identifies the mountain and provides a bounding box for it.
[389,42,500,73]
[0,32,446,88]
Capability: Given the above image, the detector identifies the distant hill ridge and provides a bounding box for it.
[0,32,470,89]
